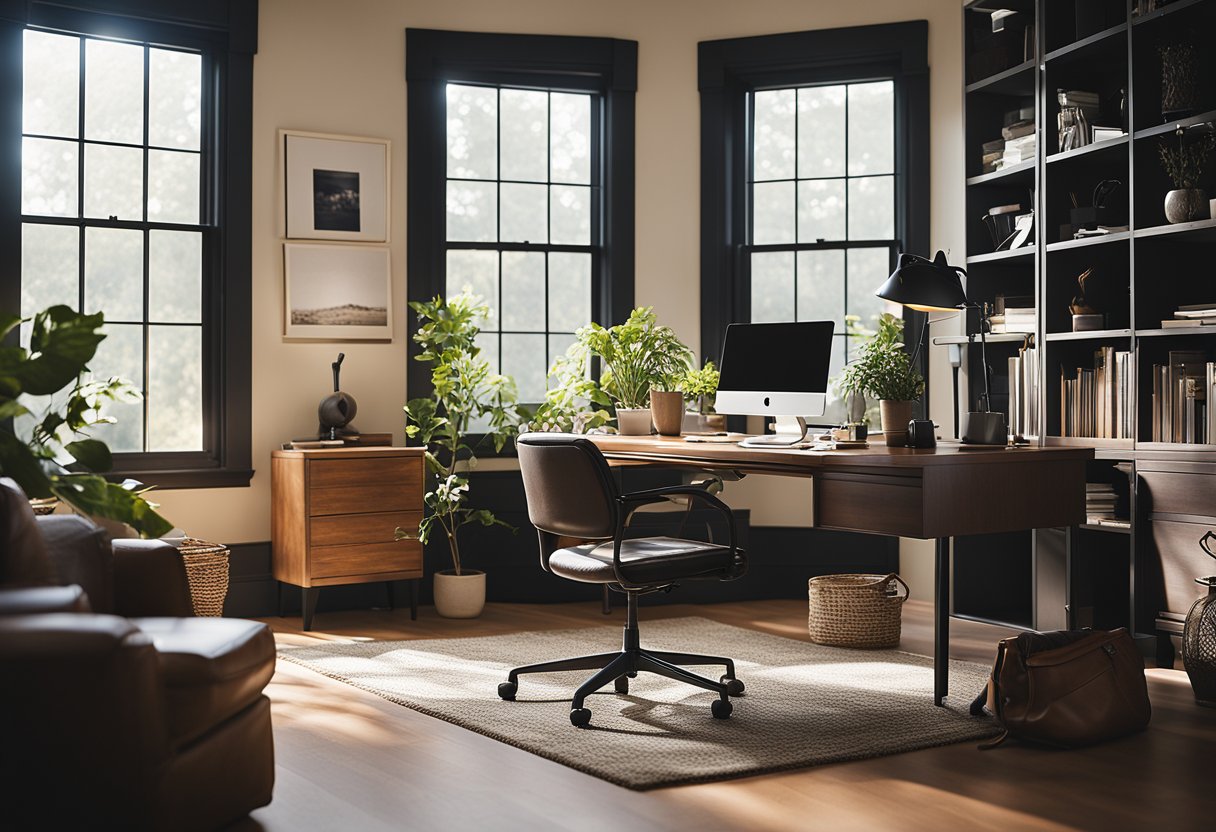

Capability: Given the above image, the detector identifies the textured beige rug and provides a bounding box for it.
[279,617,999,789]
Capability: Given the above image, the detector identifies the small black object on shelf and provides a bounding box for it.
[317,352,359,440]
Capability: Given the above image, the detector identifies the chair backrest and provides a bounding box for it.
[517,433,619,540]
[0,478,56,588]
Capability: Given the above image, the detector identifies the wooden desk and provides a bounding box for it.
[586,435,1093,705]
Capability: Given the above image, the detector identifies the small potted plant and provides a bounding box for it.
[399,292,521,618]
[839,312,925,446]
[679,360,723,433]
[1158,126,1216,224]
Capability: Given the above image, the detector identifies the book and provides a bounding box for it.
[1161,318,1216,328]
[1173,307,1216,318]
[981,138,1005,154]
[1002,122,1036,141]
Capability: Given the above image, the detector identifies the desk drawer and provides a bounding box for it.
[310,541,423,579]
[1140,471,1216,519]
[1145,517,1216,617]
[308,456,421,489]
[310,511,422,547]
[309,483,422,516]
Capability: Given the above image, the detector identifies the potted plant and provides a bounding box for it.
[839,312,924,446]
[0,305,171,537]
[399,293,521,618]
[1158,126,1216,223]
[679,360,724,433]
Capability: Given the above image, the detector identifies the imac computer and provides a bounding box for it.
[714,321,835,448]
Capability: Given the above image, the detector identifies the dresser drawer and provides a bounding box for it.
[1140,471,1216,519]
[308,456,421,489]
[1144,518,1216,617]
[310,541,423,579]
[310,511,422,547]
[309,483,422,516]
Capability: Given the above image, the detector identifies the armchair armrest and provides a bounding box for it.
[113,539,194,618]
[0,585,90,615]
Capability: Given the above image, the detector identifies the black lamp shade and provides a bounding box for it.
[876,251,968,312]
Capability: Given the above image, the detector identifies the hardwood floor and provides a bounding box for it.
[241,600,1216,831]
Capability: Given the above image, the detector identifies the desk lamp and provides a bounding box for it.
[875,251,1007,445]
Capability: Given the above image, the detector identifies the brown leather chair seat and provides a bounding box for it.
[549,536,735,585]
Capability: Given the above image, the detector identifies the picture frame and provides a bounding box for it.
[283,243,392,340]
[282,130,389,242]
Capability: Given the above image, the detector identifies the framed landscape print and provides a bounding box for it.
[282,130,389,242]
[283,243,392,340]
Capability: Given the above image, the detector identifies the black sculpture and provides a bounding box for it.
[317,353,358,439]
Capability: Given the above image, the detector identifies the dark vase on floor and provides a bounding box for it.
[1183,531,1216,707]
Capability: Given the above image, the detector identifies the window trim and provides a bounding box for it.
[404,28,638,411]
[698,21,931,417]
[0,0,256,489]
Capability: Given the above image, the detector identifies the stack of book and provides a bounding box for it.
[1059,346,1133,439]
[1150,351,1214,444]
[1007,341,1040,439]
[1085,482,1118,525]
[989,297,1036,334]
[981,106,1035,172]
[980,138,1005,174]
[1161,302,1216,329]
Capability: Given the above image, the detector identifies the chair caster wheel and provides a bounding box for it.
[614,676,629,694]
[570,707,592,728]
[711,698,733,719]
[721,676,745,697]
[498,681,517,701]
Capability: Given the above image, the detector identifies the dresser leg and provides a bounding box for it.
[934,537,950,707]
[385,581,396,611]
[302,587,320,632]
[409,579,418,621]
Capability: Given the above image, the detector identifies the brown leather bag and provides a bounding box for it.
[971,627,1151,749]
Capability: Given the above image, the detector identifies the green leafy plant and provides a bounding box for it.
[397,293,522,575]
[528,342,614,433]
[839,312,925,403]
[0,305,171,538]
[680,360,720,414]
[1158,126,1216,189]
[578,307,693,408]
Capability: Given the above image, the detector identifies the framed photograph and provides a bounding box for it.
[283,243,392,340]
[282,130,389,242]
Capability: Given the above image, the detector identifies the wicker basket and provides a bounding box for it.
[179,538,230,617]
[807,573,909,649]
[29,498,59,516]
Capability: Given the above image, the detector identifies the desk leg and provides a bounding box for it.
[934,537,950,706]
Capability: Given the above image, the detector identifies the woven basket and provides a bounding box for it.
[807,573,909,649]
[29,498,60,516]
[179,538,230,617]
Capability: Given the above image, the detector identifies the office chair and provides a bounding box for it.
[503,433,748,728]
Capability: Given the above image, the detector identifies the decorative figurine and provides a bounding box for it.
[317,352,358,439]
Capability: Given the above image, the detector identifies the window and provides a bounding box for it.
[1,2,256,488]
[406,29,637,413]
[699,22,931,424]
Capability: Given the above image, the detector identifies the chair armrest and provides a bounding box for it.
[113,538,194,617]
[0,585,90,615]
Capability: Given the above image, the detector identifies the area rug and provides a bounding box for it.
[278,617,1000,789]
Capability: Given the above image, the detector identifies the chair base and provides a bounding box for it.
[498,591,745,728]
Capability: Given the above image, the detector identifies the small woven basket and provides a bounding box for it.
[29,498,60,516]
[807,573,909,649]
[179,538,230,617]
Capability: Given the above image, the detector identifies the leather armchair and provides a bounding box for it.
[0,478,276,831]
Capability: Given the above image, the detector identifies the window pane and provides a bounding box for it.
[846,248,891,327]
[445,249,499,329]
[848,81,894,176]
[84,143,143,220]
[446,180,497,242]
[148,149,200,224]
[148,49,201,150]
[847,175,894,239]
[502,333,547,402]
[797,85,845,178]
[797,179,846,242]
[752,181,794,245]
[23,31,79,138]
[750,251,794,323]
[501,251,545,332]
[475,332,499,374]
[796,250,845,328]
[149,230,201,323]
[88,323,144,453]
[753,89,795,181]
[84,227,143,322]
[22,224,79,314]
[500,182,547,243]
[550,184,590,245]
[500,88,547,183]
[84,39,143,144]
[147,325,201,451]
[446,84,497,180]
[22,137,78,217]
[550,93,591,185]
[548,252,591,333]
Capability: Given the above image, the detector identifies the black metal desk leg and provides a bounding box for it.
[934,537,950,706]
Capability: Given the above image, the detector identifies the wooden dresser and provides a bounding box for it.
[271,446,425,630]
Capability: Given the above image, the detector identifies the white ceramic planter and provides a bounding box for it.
[616,407,653,435]
[433,570,486,619]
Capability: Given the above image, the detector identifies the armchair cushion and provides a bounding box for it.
[38,514,114,611]
[0,477,56,587]
[549,536,736,585]
[113,538,193,617]
[0,585,90,615]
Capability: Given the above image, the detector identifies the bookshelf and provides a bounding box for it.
[960,0,1216,656]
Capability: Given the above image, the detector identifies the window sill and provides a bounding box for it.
[108,462,255,490]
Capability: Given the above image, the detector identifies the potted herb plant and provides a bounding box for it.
[839,312,925,446]
[679,360,724,433]
[0,305,171,537]
[399,293,521,618]
[1158,126,1216,223]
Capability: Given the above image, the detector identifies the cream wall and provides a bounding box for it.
[152,0,966,596]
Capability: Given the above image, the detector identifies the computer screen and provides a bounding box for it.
[715,321,835,419]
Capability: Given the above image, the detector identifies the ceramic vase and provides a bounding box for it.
[615,407,653,435]
[649,391,684,436]
[879,400,913,447]
[433,570,486,619]
[1165,188,1209,223]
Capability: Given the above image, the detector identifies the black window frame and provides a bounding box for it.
[698,21,931,419]
[404,28,637,419]
[0,0,256,489]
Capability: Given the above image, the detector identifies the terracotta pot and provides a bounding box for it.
[615,407,653,435]
[879,400,914,447]
[649,391,685,436]
[433,569,486,619]
[1165,188,1209,224]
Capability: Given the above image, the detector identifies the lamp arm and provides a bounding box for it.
[962,301,993,413]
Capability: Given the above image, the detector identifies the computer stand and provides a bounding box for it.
[739,416,810,447]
